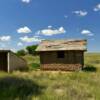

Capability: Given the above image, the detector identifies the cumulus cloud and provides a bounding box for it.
[73,10,88,16]
[0,36,11,42]
[21,0,31,3]
[37,27,66,36]
[17,26,32,34]
[94,4,100,11]
[17,42,23,46]
[20,36,43,43]
[81,30,94,36]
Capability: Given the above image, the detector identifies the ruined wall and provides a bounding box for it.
[40,51,84,71]
[8,52,27,72]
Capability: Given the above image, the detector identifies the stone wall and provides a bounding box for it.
[41,64,82,71]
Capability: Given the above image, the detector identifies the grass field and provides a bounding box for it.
[0,53,100,100]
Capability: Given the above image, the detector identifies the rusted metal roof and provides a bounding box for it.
[36,39,87,51]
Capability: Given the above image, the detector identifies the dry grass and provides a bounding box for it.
[0,53,100,100]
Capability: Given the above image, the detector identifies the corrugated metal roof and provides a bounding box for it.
[36,39,87,51]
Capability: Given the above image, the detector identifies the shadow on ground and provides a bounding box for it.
[83,65,97,72]
[0,76,45,100]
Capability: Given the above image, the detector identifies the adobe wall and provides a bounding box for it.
[40,51,84,71]
[8,52,27,72]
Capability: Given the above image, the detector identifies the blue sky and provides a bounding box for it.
[0,0,100,52]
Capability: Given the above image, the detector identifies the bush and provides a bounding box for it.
[29,63,40,70]
[16,49,26,56]
[26,45,38,55]
[83,65,97,72]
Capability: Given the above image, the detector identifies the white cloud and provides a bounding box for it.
[17,42,23,46]
[73,10,88,16]
[17,26,32,34]
[94,4,100,11]
[81,30,94,36]
[0,36,11,42]
[48,26,52,28]
[81,30,91,34]
[64,15,68,18]
[87,33,94,36]
[21,0,31,3]
[37,27,66,36]
[20,36,43,43]
[34,35,40,38]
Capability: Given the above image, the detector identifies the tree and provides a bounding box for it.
[16,49,26,56]
[26,45,38,55]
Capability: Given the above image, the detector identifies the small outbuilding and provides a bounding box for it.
[0,50,27,72]
[36,39,87,71]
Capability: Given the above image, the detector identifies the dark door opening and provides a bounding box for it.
[0,52,8,72]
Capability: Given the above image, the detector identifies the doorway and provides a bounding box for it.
[0,52,8,72]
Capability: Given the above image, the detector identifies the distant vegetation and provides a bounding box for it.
[26,45,38,55]
[16,45,38,56]
[16,49,26,56]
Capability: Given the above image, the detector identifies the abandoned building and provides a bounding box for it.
[36,39,87,71]
[0,50,27,72]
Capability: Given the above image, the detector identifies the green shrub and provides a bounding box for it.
[29,63,40,70]
[16,49,26,56]
[26,45,38,55]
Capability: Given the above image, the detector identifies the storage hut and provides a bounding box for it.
[0,50,27,72]
[36,39,87,71]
